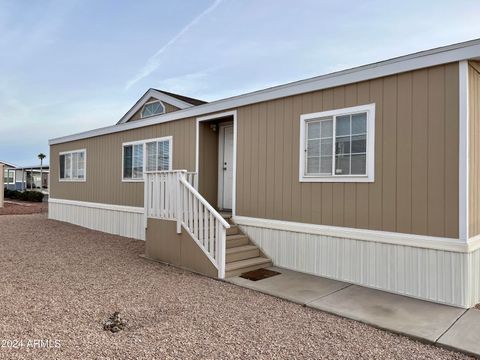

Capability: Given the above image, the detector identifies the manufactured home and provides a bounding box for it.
[2,161,50,191]
[49,39,480,308]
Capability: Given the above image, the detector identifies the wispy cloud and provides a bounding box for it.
[125,0,223,90]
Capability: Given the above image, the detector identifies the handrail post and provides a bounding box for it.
[217,225,226,279]
[143,173,149,229]
[176,172,182,234]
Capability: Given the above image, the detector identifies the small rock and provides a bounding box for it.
[103,312,127,333]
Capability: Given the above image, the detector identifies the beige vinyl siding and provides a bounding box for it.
[469,61,480,237]
[128,97,180,122]
[236,63,459,238]
[51,63,460,238]
[50,118,196,207]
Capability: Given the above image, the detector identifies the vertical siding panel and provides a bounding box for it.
[274,100,285,219]
[332,87,345,226]
[245,106,254,215]
[301,93,314,223]
[250,105,260,218]
[236,107,246,215]
[311,91,323,224]
[321,89,334,225]
[283,97,294,220]
[427,67,446,236]
[344,84,358,227]
[412,69,429,235]
[396,72,413,234]
[265,101,276,219]
[369,79,384,230]
[445,63,459,238]
[257,102,268,218]
[356,81,370,229]
[291,95,303,221]
[382,76,397,232]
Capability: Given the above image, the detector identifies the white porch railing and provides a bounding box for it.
[144,170,230,278]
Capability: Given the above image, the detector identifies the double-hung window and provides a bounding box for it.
[299,104,375,182]
[59,149,86,181]
[122,136,172,181]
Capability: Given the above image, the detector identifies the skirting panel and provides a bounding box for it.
[239,224,471,308]
[48,199,145,240]
[467,247,480,307]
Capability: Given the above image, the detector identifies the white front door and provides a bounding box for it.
[219,125,234,209]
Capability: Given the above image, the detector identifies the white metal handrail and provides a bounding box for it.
[144,170,229,278]
[178,177,229,278]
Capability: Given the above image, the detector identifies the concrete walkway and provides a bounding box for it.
[227,267,479,357]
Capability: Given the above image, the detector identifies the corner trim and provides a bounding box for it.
[459,60,469,241]
[48,198,145,214]
[233,215,471,253]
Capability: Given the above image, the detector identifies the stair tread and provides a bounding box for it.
[226,245,258,254]
[226,234,248,240]
[226,257,271,271]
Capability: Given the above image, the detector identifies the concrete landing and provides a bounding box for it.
[227,267,349,304]
[227,266,475,356]
[437,309,480,356]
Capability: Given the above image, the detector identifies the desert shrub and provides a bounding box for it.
[3,189,44,202]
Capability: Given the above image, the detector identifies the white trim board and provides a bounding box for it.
[50,39,480,145]
[233,215,475,253]
[195,110,237,216]
[117,89,195,124]
[459,61,470,242]
[49,198,145,214]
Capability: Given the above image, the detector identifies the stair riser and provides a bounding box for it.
[226,238,249,248]
[226,248,260,263]
[225,261,273,278]
[226,226,240,236]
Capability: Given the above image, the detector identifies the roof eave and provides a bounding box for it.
[50,38,480,145]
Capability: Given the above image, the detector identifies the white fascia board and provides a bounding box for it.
[50,39,480,145]
[116,89,195,125]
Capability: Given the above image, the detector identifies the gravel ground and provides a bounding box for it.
[0,214,471,360]
[0,201,47,215]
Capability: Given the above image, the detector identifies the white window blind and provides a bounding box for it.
[122,137,172,181]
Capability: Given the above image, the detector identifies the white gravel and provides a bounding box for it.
[0,213,472,359]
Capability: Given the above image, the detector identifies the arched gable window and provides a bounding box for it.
[141,100,165,118]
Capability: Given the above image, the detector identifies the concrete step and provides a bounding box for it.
[226,245,260,263]
[226,225,240,236]
[226,234,249,248]
[225,257,272,278]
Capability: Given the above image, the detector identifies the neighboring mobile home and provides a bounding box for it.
[1,161,50,191]
[49,39,480,308]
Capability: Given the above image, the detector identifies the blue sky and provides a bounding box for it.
[1,0,479,166]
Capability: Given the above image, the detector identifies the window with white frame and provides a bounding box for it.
[4,169,14,184]
[299,104,375,182]
[141,100,165,118]
[59,149,86,181]
[122,137,172,181]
